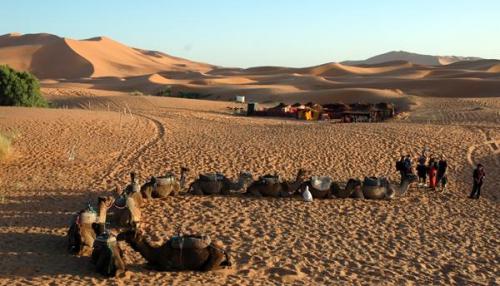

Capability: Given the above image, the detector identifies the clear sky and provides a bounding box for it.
[1,0,499,67]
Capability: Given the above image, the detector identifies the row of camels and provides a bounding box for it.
[140,167,417,200]
[67,168,417,277]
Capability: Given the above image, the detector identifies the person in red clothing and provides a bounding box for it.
[428,159,438,190]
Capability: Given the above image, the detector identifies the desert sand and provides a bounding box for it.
[0,93,499,285]
[0,33,499,285]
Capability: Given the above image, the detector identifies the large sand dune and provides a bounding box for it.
[1,33,499,104]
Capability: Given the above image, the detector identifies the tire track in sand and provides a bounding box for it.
[466,127,500,168]
[93,112,166,189]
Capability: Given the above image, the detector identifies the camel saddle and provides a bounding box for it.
[259,174,280,185]
[311,176,333,191]
[78,210,97,225]
[113,195,127,209]
[157,174,176,185]
[199,173,225,182]
[170,235,211,249]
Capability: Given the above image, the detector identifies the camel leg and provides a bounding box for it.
[249,188,263,197]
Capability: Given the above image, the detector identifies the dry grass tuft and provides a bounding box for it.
[0,132,12,160]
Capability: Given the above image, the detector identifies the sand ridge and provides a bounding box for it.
[2,33,499,103]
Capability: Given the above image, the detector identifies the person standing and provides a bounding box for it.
[417,157,428,187]
[396,156,405,184]
[469,164,486,199]
[404,155,413,175]
[437,155,448,191]
[428,157,438,190]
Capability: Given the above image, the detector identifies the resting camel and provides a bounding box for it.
[91,196,127,277]
[300,176,336,199]
[67,196,112,256]
[361,175,418,200]
[189,171,253,195]
[117,227,232,271]
[108,192,142,229]
[118,172,144,207]
[245,169,308,197]
[141,167,190,199]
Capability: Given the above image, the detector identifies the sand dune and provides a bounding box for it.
[1,33,500,103]
[0,33,213,79]
[343,51,482,66]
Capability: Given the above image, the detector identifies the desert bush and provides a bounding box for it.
[0,65,48,107]
[177,91,211,99]
[156,85,172,97]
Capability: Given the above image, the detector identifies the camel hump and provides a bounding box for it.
[79,210,97,224]
[157,175,176,185]
[259,174,280,185]
[363,176,381,187]
[311,176,333,191]
[199,173,225,182]
[170,235,211,249]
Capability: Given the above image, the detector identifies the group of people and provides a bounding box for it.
[396,149,488,199]
[396,151,448,191]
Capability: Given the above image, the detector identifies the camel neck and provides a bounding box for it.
[132,236,159,265]
[97,205,107,224]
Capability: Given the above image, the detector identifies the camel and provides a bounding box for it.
[245,169,308,197]
[67,196,113,256]
[118,172,144,207]
[300,176,335,199]
[361,175,418,200]
[117,227,232,271]
[189,171,253,195]
[331,178,362,199]
[91,196,127,277]
[141,167,190,199]
[108,192,142,229]
[324,175,417,200]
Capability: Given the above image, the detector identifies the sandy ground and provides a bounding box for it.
[0,92,498,285]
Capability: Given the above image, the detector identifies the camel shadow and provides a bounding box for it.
[0,232,102,278]
[0,190,113,229]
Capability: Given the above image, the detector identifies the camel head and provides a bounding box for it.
[130,172,137,183]
[98,196,115,210]
[181,166,190,174]
[296,169,310,182]
[238,171,253,184]
[117,224,144,245]
[114,183,124,197]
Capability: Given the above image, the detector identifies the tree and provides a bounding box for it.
[0,65,48,107]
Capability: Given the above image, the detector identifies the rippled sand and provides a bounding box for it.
[0,93,498,285]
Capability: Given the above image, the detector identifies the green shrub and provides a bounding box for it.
[177,91,211,99]
[0,65,48,107]
[156,85,172,97]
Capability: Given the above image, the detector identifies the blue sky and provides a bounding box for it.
[1,0,499,67]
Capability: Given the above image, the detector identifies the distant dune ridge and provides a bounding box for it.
[342,50,483,66]
[1,33,499,105]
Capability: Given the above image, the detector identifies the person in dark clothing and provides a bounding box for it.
[396,156,405,183]
[437,155,448,191]
[469,164,486,199]
[417,158,428,187]
[404,155,413,175]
